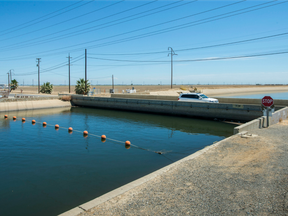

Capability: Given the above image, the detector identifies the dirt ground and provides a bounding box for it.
[10,84,288,96]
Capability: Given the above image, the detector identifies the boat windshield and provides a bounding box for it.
[199,94,208,98]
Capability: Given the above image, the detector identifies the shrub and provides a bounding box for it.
[40,82,53,94]
[75,78,90,95]
[10,79,18,91]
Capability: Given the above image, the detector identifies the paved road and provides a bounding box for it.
[78,120,288,216]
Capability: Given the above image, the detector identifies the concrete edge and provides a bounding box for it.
[233,117,265,134]
[58,134,238,216]
[234,106,288,134]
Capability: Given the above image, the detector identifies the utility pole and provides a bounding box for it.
[85,49,87,94]
[7,72,10,93]
[67,54,72,93]
[10,70,12,82]
[112,75,114,93]
[36,58,41,93]
[168,47,177,89]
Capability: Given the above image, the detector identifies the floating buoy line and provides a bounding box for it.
[4,114,164,155]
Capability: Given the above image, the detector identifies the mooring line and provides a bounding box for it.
[23,118,164,155]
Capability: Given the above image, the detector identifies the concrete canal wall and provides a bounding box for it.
[111,93,288,106]
[71,95,264,122]
[111,94,178,101]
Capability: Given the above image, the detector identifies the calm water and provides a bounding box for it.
[0,107,234,216]
[225,91,288,99]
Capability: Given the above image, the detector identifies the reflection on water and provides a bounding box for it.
[70,107,233,137]
[0,107,234,216]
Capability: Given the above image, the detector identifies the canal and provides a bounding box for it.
[0,107,234,216]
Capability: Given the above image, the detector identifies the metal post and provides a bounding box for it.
[36,58,41,93]
[168,47,177,89]
[85,49,87,94]
[266,107,270,127]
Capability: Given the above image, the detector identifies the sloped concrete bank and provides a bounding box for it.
[0,99,71,112]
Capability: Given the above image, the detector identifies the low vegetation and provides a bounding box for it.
[75,78,90,95]
[40,82,53,94]
[10,79,18,91]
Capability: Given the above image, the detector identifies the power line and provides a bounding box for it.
[0,0,245,58]
[14,54,84,76]
[43,1,287,52]
[85,0,283,50]
[88,50,288,63]
[0,0,95,37]
[3,0,244,52]
[0,0,285,60]
[1,0,198,52]
[0,0,157,47]
[0,0,125,44]
[14,50,288,78]
[88,32,288,56]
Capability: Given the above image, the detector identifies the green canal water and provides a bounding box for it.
[0,107,234,216]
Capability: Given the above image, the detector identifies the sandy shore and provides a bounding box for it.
[8,85,288,97]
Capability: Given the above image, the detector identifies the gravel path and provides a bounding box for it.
[78,120,288,216]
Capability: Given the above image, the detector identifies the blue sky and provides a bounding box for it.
[0,0,287,86]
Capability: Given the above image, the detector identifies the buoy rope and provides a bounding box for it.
[25,118,164,155]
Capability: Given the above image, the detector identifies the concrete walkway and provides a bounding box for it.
[76,120,288,216]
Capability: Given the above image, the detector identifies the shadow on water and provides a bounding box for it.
[70,107,234,137]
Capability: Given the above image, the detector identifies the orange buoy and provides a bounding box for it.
[68,127,73,132]
[13,116,16,120]
[125,140,131,146]
[101,135,106,143]
[43,122,47,126]
[22,118,26,122]
[83,130,88,135]
[55,124,59,128]
[32,120,36,124]
[4,115,8,119]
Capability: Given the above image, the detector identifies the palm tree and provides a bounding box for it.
[40,82,53,94]
[75,78,90,95]
[10,79,18,91]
